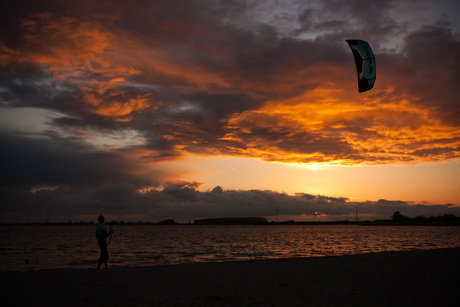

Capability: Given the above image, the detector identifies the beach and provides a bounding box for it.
[3,248,459,306]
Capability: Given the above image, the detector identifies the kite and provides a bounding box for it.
[346,39,376,93]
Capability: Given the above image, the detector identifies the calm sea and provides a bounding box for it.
[1,225,459,271]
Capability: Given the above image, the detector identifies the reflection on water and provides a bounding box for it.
[1,225,459,271]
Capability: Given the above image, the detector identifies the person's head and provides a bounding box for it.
[98,215,105,223]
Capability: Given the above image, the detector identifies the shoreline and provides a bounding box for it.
[3,247,460,306]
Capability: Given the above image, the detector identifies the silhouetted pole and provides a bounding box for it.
[356,207,359,223]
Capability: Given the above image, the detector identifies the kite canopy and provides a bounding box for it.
[346,39,376,93]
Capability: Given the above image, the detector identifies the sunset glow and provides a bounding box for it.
[1,0,459,223]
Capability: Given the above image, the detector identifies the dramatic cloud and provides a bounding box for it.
[1,0,459,222]
[2,1,458,164]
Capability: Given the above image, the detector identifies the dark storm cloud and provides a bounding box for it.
[0,132,154,187]
[397,21,460,125]
[0,0,279,158]
[2,181,459,223]
[296,0,402,46]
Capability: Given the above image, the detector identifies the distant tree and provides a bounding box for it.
[157,219,178,225]
[414,215,427,222]
[391,211,409,222]
[439,214,456,222]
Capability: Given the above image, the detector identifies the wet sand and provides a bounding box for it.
[3,248,459,306]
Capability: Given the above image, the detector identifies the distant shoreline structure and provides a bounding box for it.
[194,217,268,225]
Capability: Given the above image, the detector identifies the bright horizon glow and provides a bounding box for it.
[154,156,460,205]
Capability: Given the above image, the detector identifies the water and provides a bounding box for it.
[1,225,459,271]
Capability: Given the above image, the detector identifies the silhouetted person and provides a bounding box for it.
[95,215,113,269]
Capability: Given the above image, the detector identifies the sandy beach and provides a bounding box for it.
[3,248,459,306]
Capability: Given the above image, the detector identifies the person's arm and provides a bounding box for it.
[100,227,114,242]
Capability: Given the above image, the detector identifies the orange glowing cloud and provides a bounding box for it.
[13,12,154,120]
[19,12,115,69]
[11,11,235,122]
[220,86,460,165]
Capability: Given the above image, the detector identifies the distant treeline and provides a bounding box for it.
[5,212,460,226]
[389,211,460,224]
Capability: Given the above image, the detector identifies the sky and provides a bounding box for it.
[1,0,460,223]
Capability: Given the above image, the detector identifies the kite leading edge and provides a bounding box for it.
[346,39,376,93]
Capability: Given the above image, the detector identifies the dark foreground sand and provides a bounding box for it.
[3,248,459,306]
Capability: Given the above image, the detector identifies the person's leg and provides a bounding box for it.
[100,242,109,268]
[98,241,108,269]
